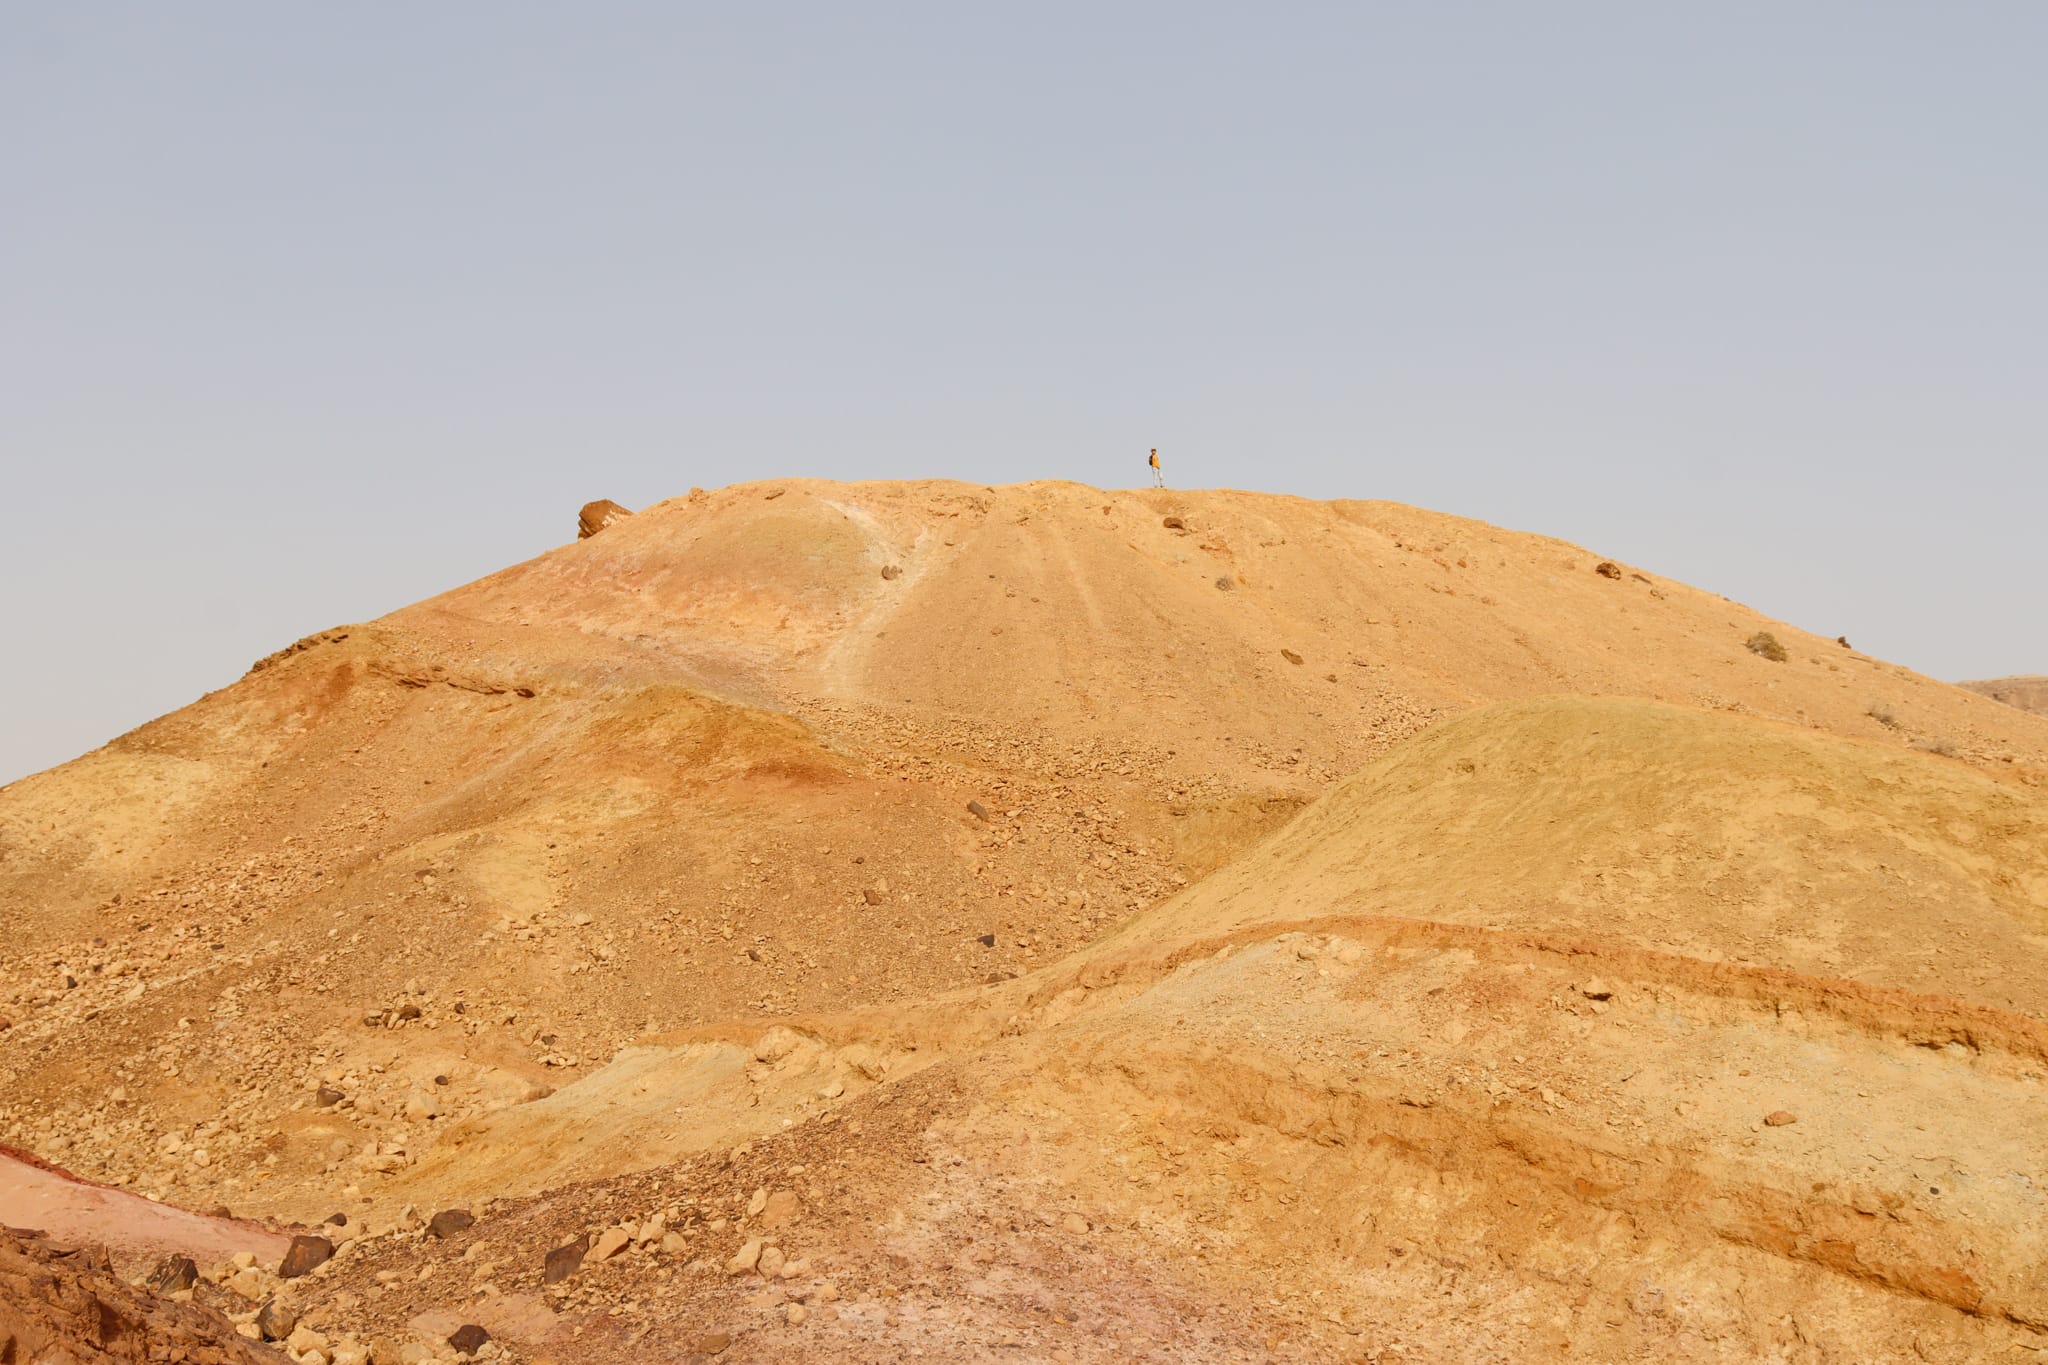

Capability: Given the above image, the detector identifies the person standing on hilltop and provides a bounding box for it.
[1149,447,1165,488]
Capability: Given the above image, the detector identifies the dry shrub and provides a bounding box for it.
[1745,632,1788,663]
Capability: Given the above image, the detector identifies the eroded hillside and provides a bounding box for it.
[4,482,2046,1362]
[245,699,2048,1361]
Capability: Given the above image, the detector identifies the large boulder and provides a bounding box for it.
[578,499,633,539]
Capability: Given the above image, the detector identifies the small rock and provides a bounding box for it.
[1765,1111,1798,1127]
[726,1239,764,1274]
[1062,1213,1090,1236]
[1594,561,1622,579]
[861,887,882,905]
[592,1226,632,1261]
[758,1246,786,1278]
[286,1324,329,1356]
[315,1086,344,1108]
[278,1235,334,1279]
[753,1028,802,1063]
[228,1267,267,1301]
[786,1302,808,1326]
[696,1334,733,1355]
[759,1190,802,1230]
[427,1209,475,1239]
[880,565,902,580]
[1280,649,1303,665]
[966,800,990,821]
[1161,516,1185,530]
[661,1231,689,1255]
[978,933,997,948]
[746,1188,769,1217]
[146,1254,198,1293]
[256,1297,299,1341]
[543,1234,591,1283]
[447,1324,491,1356]
[395,1003,422,1022]
[1578,978,1613,1001]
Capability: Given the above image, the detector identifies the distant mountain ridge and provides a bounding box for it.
[1960,675,2048,716]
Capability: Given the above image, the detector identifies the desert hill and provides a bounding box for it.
[312,698,2048,1360]
[1963,675,2048,717]
[4,481,2048,1360]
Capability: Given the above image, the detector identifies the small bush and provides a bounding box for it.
[1867,701,1901,730]
[1912,736,1961,758]
[1745,632,1788,662]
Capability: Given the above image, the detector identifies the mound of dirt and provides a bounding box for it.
[1962,674,2048,716]
[1119,695,2048,1013]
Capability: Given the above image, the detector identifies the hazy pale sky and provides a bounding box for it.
[3,4,2044,785]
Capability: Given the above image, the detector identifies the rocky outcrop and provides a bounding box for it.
[0,1226,282,1363]
[577,500,633,539]
[1959,675,2048,717]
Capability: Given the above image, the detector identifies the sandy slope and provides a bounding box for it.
[0,1153,286,1274]
[4,482,2047,1361]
